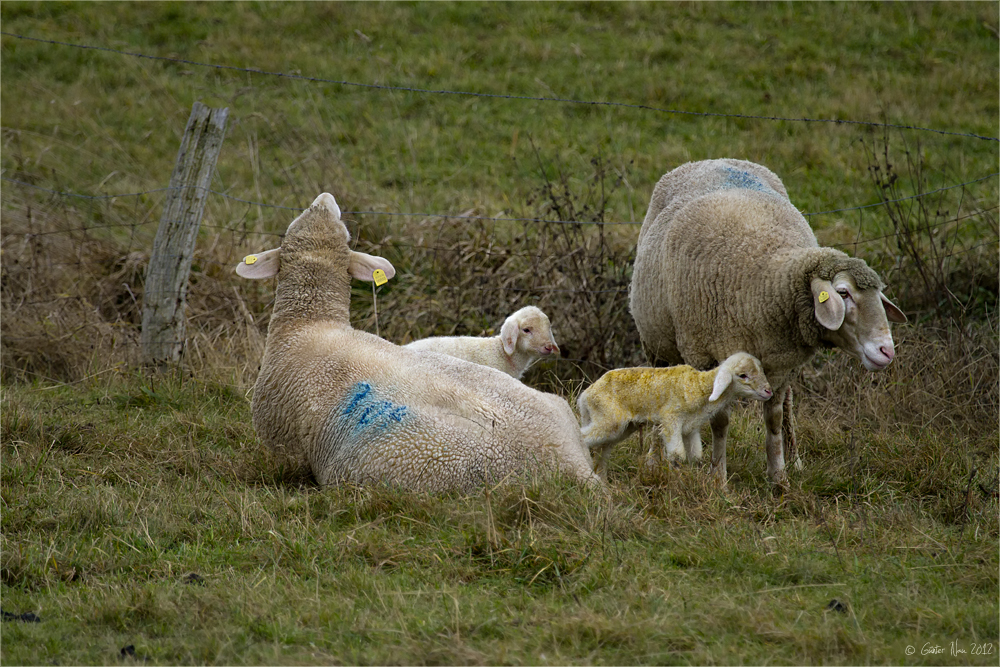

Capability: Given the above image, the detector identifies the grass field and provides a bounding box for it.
[2,2,998,664]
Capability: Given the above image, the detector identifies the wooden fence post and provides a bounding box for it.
[141,101,229,367]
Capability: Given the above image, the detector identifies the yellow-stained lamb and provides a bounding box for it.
[578,352,773,480]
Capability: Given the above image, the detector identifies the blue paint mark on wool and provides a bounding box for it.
[720,166,776,195]
[340,382,408,435]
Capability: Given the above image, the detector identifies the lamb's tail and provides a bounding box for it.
[577,393,591,431]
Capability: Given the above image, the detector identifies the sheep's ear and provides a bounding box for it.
[709,368,732,402]
[236,248,281,279]
[811,278,845,330]
[881,293,907,323]
[348,250,396,283]
[500,316,519,356]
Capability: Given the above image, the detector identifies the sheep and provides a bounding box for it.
[404,306,559,379]
[579,352,773,480]
[629,158,907,488]
[236,192,601,492]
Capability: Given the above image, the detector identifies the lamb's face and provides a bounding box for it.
[503,306,560,358]
[724,352,773,402]
[282,193,351,255]
[813,271,907,372]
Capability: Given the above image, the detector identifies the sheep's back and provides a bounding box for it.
[256,325,594,490]
[632,159,818,372]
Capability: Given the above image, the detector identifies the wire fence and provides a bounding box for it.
[2,31,998,387]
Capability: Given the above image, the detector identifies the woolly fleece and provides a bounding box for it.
[244,194,599,492]
[404,306,559,379]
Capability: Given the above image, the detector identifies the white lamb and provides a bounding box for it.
[405,306,559,379]
[236,192,601,492]
[578,352,773,480]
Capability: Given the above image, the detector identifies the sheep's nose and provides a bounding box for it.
[880,345,895,362]
[763,387,773,399]
[543,343,559,355]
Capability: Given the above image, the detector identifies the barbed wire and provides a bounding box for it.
[3,31,998,144]
[802,172,999,218]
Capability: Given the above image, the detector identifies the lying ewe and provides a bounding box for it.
[405,306,559,379]
[579,353,773,480]
[630,158,906,488]
[237,192,600,492]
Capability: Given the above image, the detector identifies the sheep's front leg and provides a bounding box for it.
[709,408,731,486]
[764,385,789,491]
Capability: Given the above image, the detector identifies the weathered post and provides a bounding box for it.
[141,102,229,367]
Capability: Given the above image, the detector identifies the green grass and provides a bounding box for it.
[2,376,997,665]
[2,2,996,223]
[1,2,998,664]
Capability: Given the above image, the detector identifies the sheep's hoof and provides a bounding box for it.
[770,472,790,497]
[708,465,728,489]
[792,457,804,472]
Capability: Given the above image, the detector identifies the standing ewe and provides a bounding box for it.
[579,352,773,480]
[405,306,559,379]
[237,192,600,492]
[629,158,906,488]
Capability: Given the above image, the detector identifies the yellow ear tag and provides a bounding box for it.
[244,254,257,265]
[372,269,388,286]
[818,290,829,303]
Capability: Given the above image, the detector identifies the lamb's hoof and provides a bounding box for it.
[792,457,804,472]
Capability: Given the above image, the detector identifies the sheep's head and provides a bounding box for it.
[500,306,560,359]
[710,352,773,402]
[811,268,906,372]
[236,192,395,285]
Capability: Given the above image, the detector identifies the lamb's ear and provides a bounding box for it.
[811,278,845,330]
[500,316,519,356]
[881,293,907,323]
[348,250,396,282]
[709,368,732,402]
[236,248,281,279]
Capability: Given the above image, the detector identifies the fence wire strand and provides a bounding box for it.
[3,31,998,144]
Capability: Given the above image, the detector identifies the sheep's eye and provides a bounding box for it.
[522,328,532,334]
[837,289,850,299]
[738,373,749,380]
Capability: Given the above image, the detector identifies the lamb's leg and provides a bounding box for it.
[684,428,702,461]
[641,422,669,471]
[709,408,731,486]
[660,418,685,465]
[764,384,789,491]
[581,419,627,481]
[592,444,611,481]
[782,385,802,471]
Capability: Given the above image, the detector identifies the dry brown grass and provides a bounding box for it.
[3,152,997,442]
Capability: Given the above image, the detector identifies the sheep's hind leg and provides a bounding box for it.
[782,385,802,471]
[764,386,789,493]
